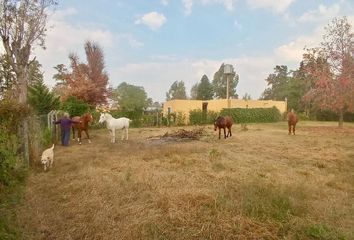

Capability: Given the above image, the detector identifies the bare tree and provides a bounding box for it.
[0,0,57,164]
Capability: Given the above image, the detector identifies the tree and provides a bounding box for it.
[166,80,187,100]
[113,82,150,111]
[0,54,16,98]
[288,62,313,113]
[260,65,311,112]
[28,60,44,85]
[0,0,57,164]
[261,65,289,101]
[26,60,59,114]
[55,41,109,106]
[196,74,213,100]
[28,79,60,114]
[212,63,239,99]
[190,83,198,100]
[303,17,354,127]
[242,93,251,100]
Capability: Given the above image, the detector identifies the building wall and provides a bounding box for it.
[163,99,287,123]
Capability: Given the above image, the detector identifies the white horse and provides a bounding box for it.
[98,113,132,143]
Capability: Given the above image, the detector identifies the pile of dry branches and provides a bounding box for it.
[148,128,205,142]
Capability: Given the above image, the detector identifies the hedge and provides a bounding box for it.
[220,107,281,123]
[189,110,219,125]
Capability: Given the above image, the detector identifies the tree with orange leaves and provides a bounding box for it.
[54,41,109,106]
[303,17,354,127]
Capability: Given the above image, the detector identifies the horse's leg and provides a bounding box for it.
[224,127,227,139]
[293,125,296,135]
[72,127,75,140]
[111,129,116,143]
[121,128,125,140]
[218,128,221,139]
[288,123,291,135]
[126,128,129,140]
[78,129,82,144]
[228,127,232,137]
[84,129,91,143]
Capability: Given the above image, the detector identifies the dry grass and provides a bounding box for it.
[17,121,354,239]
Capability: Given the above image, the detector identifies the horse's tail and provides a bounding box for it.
[51,144,55,150]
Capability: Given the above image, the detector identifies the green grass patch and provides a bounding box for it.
[305,223,348,240]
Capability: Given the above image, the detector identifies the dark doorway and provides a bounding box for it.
[202,102,208,113]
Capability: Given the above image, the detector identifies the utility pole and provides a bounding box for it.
[224,64,233,108]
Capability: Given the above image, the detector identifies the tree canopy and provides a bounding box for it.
[54,41,109,106]
[212,63,239,99]
[302,17,354,127]
[0,54,16,98]
[0,0,57,103]
[113,82,150,111]
[166,80,187,100]
[28,79,60,115]
[196,75,213,100]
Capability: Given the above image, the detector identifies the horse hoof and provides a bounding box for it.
[79,142,82,145]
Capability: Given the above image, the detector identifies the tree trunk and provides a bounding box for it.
[18,69,30,166]
[338,109,344,128]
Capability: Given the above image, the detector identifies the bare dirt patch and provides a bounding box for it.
[17,121,354,240]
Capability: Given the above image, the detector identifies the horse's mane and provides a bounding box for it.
[103,112,112,118]
[215,116,224,121]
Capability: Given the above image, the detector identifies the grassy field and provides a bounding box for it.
[16,121,354,239]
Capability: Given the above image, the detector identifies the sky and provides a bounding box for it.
[32,0,354,102]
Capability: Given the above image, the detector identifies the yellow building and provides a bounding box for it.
[163,99,287,123]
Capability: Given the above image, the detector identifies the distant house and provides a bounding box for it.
[163,99,287,123]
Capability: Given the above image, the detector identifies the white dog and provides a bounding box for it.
[41,144,54,171]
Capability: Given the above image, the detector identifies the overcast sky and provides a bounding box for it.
[32,0,354,102]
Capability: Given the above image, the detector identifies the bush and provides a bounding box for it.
[175,112,187,126]
[220,107,281,123]
[0,99,29,186]
[0,132,19,186]
[315,110,354,122]
[189,110,219,125]
[110,110,143,128]
[60,96,91,117]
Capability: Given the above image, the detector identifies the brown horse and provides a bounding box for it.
[214,116,233,139]
[72,112,93,144]
[287,110,298,135]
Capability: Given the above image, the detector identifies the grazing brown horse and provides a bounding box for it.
[72,112,93,144]
[214,116,233,139]
[287,110,298,135]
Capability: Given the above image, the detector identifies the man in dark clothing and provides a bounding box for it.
[54,113,80,146]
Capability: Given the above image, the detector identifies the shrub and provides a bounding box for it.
[0,99,29,186]
[0,131,19,186]
[315,110,354,122]
[110,110,143,128]
[189,110,219,125]
[60,96,91,117]
[220,107,281,123]
[175,112,187,126]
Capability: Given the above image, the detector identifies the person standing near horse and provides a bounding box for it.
[54,113,80,146]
